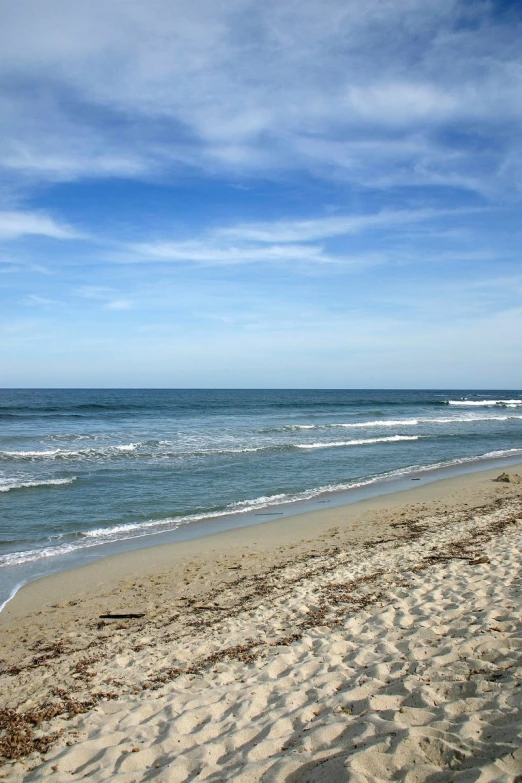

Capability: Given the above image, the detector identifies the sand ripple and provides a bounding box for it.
[2,475,522,782]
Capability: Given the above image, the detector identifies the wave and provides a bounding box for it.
[0,402,149,414]
[261,421,412,433]
[3,406,521,465]
[446,399,522,407]
[339,414,522,425]
[0,397,497,419]
[0,437,420,461]
[0,477,77,493]
[296,435,420,450]
[0,444,139,461]
[3,447,522,569]
[338,419,419,428]
[264,413,522,434]
[0,580,28,613]
[281,424,318,430]
[4,411,521,464]
[423,414,522,423]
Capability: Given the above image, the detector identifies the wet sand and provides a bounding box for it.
[1,464,522,781]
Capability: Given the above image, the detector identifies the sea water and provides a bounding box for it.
[1,388,522,608]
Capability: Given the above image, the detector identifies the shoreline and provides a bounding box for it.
[2,460,521,620]
[2,452,522,616]
[1,462,522,780]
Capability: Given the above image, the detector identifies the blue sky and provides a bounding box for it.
[1,0,521,388]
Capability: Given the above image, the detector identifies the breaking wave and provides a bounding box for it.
[296,435,420,449]
[0,444,139,461]
[446,399,522,407]
[0,477,77,493]
[2,447,522,569]
[263,413,522,433]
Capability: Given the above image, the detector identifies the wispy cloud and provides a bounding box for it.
[21,294,61,307]
[105,299,134,311]
[126,240,338,265]
[217,209,467,244]
[0,0,520,193]
[124,207,475,266]
[0,211,81,241]
[75,286,135,311]
[1,0,521,386]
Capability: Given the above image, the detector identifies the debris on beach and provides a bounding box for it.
[494,472,522,483]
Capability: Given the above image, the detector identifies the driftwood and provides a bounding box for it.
[99,613,145,620]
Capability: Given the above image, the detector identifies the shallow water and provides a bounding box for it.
[1,388,521,607]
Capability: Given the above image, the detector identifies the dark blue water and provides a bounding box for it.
[1,389,521,608]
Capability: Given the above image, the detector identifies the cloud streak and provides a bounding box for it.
[0,211,81,241]
[217,209,470,244]
[0,0,520,193]
[124,207,481,266]
[1,1,522,386]
[127,240,333,265]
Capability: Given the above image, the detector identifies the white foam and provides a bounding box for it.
[1,449,63,458]
[0,580,27,613]
[279,413,522,432]
[447,399,522,407]
[0,477,77,492]
[424,414,522,423]
[338,419,419,428]
[0,444,139,460]
[82,519,185,539]
[0,542,85,567]
[296,435,420,449]
[81,493,295,542]
[2,413,519,466]
[2,446,522,570]
[228,493,289,510]
[184,446,266,456]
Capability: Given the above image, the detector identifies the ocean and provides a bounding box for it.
[1,388,522,609]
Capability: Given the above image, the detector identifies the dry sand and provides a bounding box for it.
[1,465,522,781]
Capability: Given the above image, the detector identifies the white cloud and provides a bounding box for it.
[106,299,134,311]
[2,145,152,183]
[127,239,337,265]
[217,208,461,244]
[0,0,520,192]
[0,211,80,240]
[74,286,135,310]
[22,294,61,306]
[75,286,115,300]
[123,207,475,266]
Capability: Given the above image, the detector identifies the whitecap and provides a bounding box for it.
[296,435,420,449]
[0,477,77,492]
[447,399,522,407]
[2,446,522,569]
[0,444,139,460]
[338,419,419,428]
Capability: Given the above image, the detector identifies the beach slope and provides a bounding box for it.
[1,466,522,781]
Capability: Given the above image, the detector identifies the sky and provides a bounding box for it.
[0,0,521,388]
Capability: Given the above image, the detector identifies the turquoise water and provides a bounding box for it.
[1,388,521,607]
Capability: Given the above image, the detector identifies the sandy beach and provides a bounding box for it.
[1,464,522,781]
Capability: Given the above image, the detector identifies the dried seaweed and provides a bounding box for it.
[1,492,520,766]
